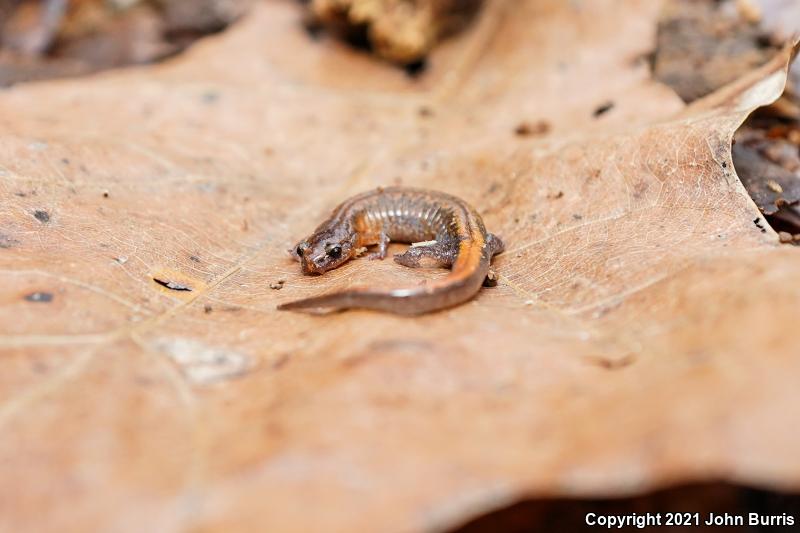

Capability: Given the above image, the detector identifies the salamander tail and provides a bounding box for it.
[277,289,371,313]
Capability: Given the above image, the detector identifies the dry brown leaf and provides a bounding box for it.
[1,1,799,532]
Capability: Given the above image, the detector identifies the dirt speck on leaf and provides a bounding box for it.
[24,291,53,303]
[153,278,193,291]
[514,120,551,137]
[0,234,20,248]
[592,101,615,117]
[33,209,50,223]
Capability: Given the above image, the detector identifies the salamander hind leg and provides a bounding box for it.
[483,234,504,287]
[394,243,454,269]
[487,233,505,256]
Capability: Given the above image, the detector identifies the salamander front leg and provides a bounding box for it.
[368,230,390,260]
[394,243,454,269]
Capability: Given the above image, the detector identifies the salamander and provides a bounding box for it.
[277,186,504,315]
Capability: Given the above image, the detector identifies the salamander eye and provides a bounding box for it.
[326,245,342,259]
[296,245,304,257]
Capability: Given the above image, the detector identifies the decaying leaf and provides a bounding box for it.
[653,0,782,102]
[307,0,484,65]
[0,0,250,86]
[2,1,800,532]
[732,126,800,215]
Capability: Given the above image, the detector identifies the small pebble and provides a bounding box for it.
[778,231,794,243]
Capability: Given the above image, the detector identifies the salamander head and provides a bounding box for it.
[292,226,357,275]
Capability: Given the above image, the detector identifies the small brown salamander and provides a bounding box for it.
[278,187,504,315]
